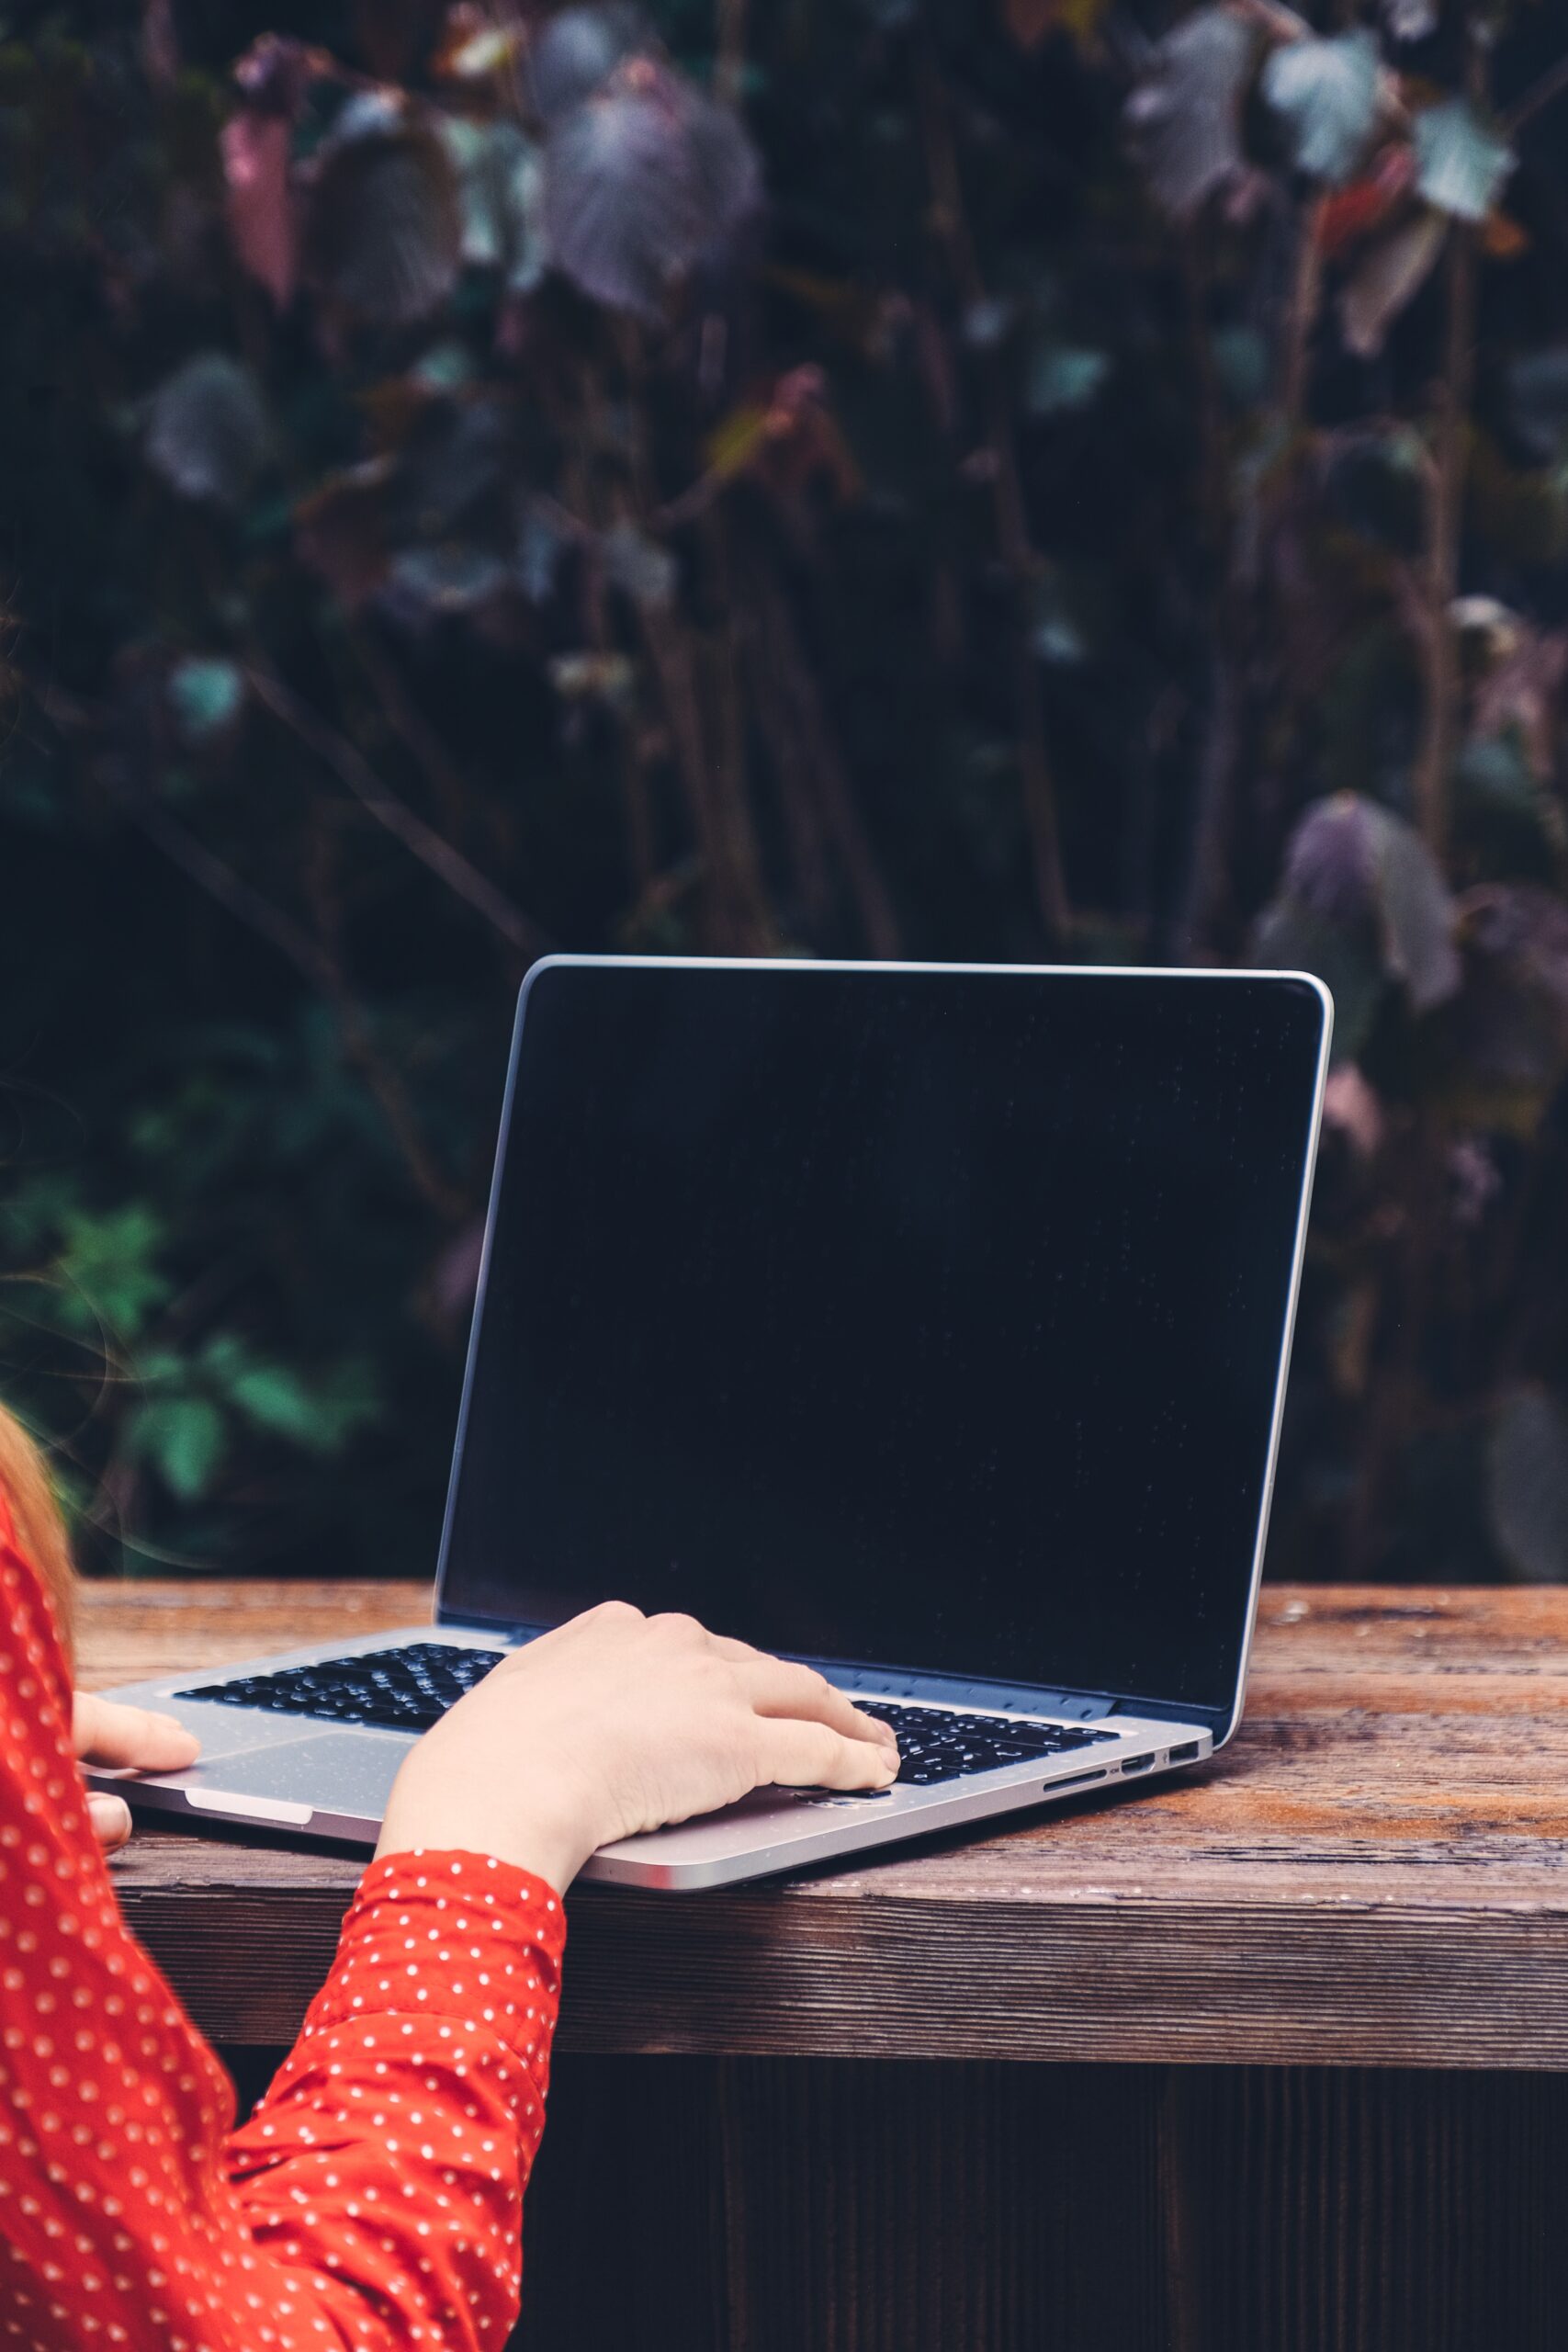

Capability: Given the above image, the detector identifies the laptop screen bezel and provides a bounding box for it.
[434,956,1331,1746]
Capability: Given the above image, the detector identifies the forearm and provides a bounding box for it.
[223,1852,566,2351]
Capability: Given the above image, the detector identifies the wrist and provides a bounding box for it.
[375,1748,600,1894]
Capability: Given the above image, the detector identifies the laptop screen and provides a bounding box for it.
[439,960,1326,1718]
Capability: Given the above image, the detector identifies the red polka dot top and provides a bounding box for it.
[0,1490,566,2351]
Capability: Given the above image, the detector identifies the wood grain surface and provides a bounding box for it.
[510,2055,1568,2352]
[82,1577,1568,2065]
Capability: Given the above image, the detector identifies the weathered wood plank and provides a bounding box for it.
[83,1579,1568,2063]
[509,2057,1568,2352]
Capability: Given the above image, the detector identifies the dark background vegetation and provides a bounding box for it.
[4,0,1568,1586]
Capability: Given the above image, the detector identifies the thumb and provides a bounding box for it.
[87,1792,133,1852]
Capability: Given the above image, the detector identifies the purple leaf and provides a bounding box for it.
[543,58,760,320]
[1125,6,1256,222]
[530,3,649,124]
[144,354,269,508]
[303,107,463,325]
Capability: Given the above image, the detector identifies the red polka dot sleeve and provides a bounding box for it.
[0,1496,565,2352]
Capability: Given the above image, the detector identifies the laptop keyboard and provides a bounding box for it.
[852,1700,1114,1785]
[177,1644,506,1735]
[175,1646,1117,1788]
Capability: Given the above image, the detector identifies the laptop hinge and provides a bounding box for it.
[436,1615,1224,1734]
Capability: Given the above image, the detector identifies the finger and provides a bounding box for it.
[737,1656,899,1758]
[757,1715,900,1792]
[73,1693,201,1772]
[87,1792,133,1851]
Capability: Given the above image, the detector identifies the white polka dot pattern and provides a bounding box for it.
[0,1492,566,2351]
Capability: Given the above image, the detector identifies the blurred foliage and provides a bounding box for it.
[3,0,1568,1584]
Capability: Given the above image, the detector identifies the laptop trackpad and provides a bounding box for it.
[175,1729,412,1821]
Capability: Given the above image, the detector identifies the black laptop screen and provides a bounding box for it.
[439,961,1325,1716]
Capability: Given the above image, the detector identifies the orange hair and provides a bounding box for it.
[0,1406,74,1653]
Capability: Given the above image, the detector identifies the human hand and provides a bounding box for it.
[73,1692,201,1851]
[376,1601,900,1893]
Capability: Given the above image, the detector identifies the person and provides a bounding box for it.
[0,1405,899,2349]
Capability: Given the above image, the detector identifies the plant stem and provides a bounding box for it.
[916,51,1073,947]
[248,669,550,960]
[1409,221,1476,859]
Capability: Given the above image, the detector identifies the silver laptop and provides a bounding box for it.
[93,956,1330,1890]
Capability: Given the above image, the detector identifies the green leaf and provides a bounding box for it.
[167,656,245,742]
[1125,6,1256,222]
[1489,1388,1568,1582]
[1262,30,1381,187]
[225,1363,329,1447]
[129,1396,227,1502]
[1024,341,1111,419]
[1413,97,1513,224]
[440,118,547,295]
[56,1205,170,1337]
[1210,325,1269,408]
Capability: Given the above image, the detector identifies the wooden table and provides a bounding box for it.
[81,1579,1568,2352]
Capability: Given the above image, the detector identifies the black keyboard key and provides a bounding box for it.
[847,1696,1116,1787]
[175,1645,508,1729]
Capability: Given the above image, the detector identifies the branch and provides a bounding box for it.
[1506,51,1568,135]
[94,756,338,993]
[1408,222,1478,858]
[247,669,552,961]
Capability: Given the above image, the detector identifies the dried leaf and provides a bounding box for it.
[1489,1388,1568,1583]
[294,460,394,609]
[529,3,649,124]
[1481,211,1529,262]
[1003,0,1111,51]
[1316,143,1415,258]
[543,58,760,320]
[144,353,269,508]
[1125,6,1256,222]
[303,102,463,325]
[1413,97,1513,225]
[1339,208,1445,358]
[705,402,772,481]
[434,6,525,80]
[221,110,296,309]
[1262,30,1382,187]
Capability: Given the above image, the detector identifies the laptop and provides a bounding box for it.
[92,956,1330,1890]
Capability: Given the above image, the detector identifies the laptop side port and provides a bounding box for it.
[1168,1740,1201,1763]
[1045,1767,1108,1793]
[1121,1753,1155,1774]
